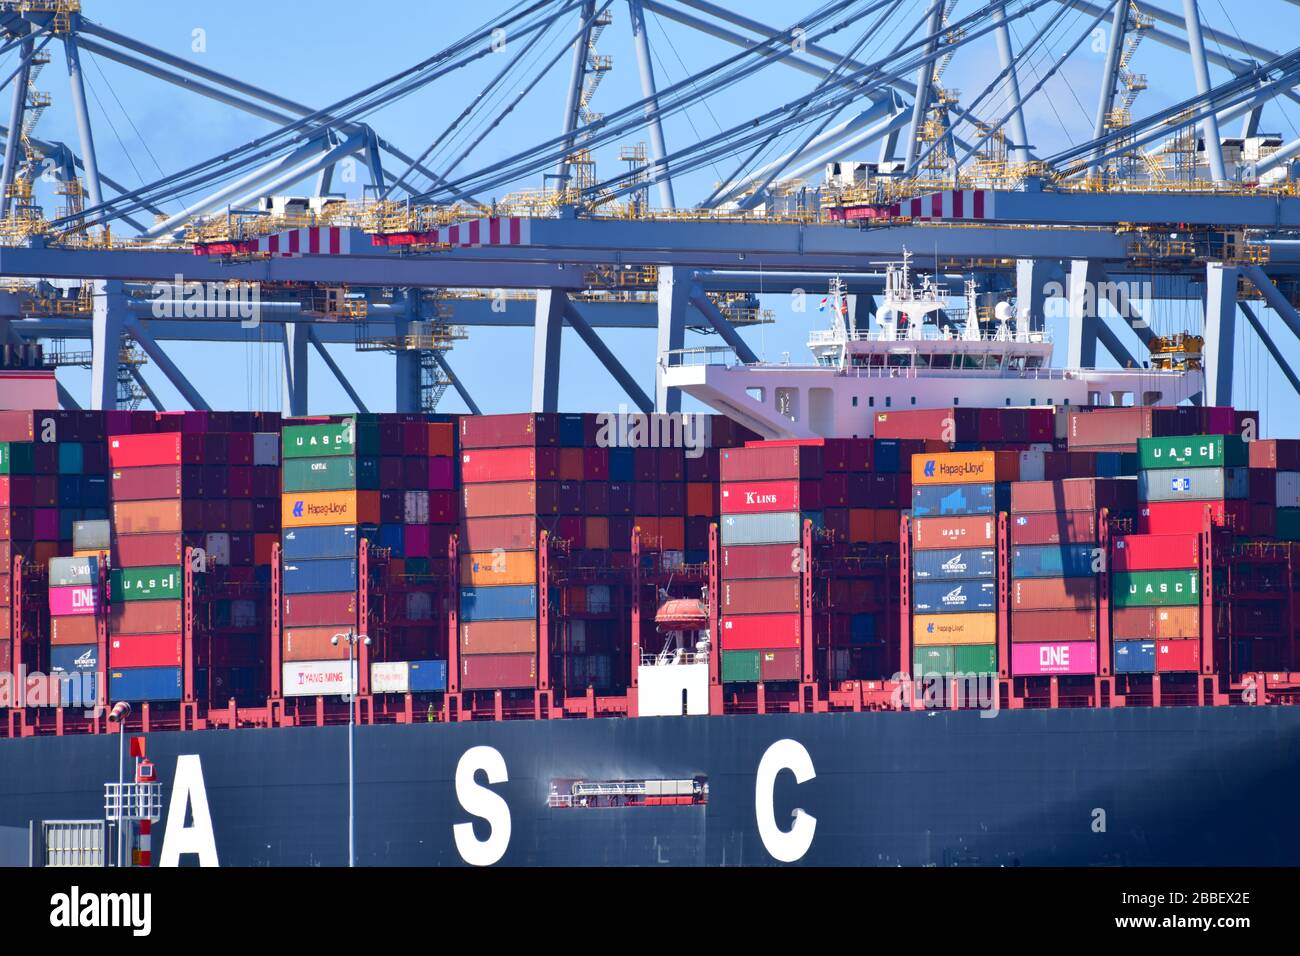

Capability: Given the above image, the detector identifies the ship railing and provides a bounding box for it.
[573,781,646,797]
[662,346,734,368]
[643,651,707,667]
[807,328,1051,346]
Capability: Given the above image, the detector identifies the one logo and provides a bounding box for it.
[292,501,304,518]
[923,460,936,478]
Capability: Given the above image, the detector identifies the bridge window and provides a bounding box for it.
[930,354,952,369]
[851,396,858,407]
[885,396,892,408]
[868,396,875,407]
[910,396,917,405]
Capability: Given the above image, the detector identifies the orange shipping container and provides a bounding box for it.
[585,516,610,550]
[284,626,351,661]
[34,541,59,565]
[848,508,873,543]
[875,509,902,544]
[658,517,685,551]
[1012,577,1098,611]
[254,533,278,565]
[686,482,715,517]
[566,585,586,614]
[112,499,182,535]
[461,620,537,655]
[427,422,455,457]
[911,450,1020,487]
[1111,605,1200,640]
[281,490,379,528]
[459,550,537,586]
[913,612,996,646]
[912,514,995,550]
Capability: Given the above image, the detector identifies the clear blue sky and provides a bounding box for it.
[21,0,1300,436]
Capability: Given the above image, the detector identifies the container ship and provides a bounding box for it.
[1,299,1299,869]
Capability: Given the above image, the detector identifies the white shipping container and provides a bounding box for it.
[404,491,429,524]
[371,661,410,694]
[282,660,357,697]
[1018,451,1046,482]
[406,591,433,621]
[1277,472,1300,509]
[660,550,685,571]
[205,532,231,566]
[253,432,280,466]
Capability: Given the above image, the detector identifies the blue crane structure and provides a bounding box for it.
[1,0,1300,419]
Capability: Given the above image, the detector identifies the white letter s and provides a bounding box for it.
[453,746,511,866]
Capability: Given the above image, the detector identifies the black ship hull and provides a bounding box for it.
[2,705,1298,866]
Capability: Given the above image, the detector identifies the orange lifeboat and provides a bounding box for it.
[654,598,708,631]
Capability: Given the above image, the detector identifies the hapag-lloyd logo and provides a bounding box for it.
[151,273,261,328]
[301,500,350,518]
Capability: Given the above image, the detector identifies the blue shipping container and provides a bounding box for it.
[408,660,448,692]
[459,585,538,622]
[281,524,359,560]
[558,414,586,447]
[1114,640,1156,674]
[378,523,405,557]
[51,643,98,675]
[1095,452,1138,477]
[58,475,82,508]
[1011,544,1098,579]
[912,578,996,614]
[608,448,634,481]
[849,613,878,646]
[110,666,183,702]
[59,673,98,708]
[912,547,996,581]
[282,557,358,595]
[83,477,108,508]
[57,442,84,475]
[874,441,902,474]
[911,482,999,517]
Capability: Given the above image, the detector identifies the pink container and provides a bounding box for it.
[1010,641,1097,676]
[34,507,59,540]
[49,585,97,616]
[404,524,431,558]
[427,457,455,490]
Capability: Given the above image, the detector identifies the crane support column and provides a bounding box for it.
[282,322,309,417]
[1183,0,1227,183]
[1090,0,1127,173]
[556,1,596,194]
[904,0,944,173]
[1239,302,1300,400]
[656,266,689,413]
[1016,259,1056,331]
[63,27,104,209]
[532,289,566,412]
[90,280,126,411]
[0,26,32,218]
[1067,259,1104,369]
[688,285,758,364]
[395,290,421,413]
[1203,262,1239,406]
[629,0,676,208]
[992,1,1030,164]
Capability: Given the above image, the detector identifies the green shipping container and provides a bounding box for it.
[57,442,84,475]
[110,565,183,602]
[954,644,997,674]
[0,442,33,475]
[282,422,356,459]
[721,650,761,683]
[1278,509,1300,542]
[1112,569,1200,607]
[1137,434,1246,470]
[913,645,955,675]
[283,455,358,492]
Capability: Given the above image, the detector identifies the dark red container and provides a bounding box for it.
[722,577,801,614]
[1249,439,1300,470]
[1010,510,1098,546]
[721,543,799,579]
[633,482,658,514]
[581,482,609,515]
[657,449,684,482]
[873,407,979,442]
[460,481,555,518]
[1011,478,1137,515]
[460,515,537,552]
[822,438,873,473]
[460,652,536,689]
[51,615,97,645]
[760,648,801,682]
[114,532,185,566]
[685,449,720,482]
[720,443,823,482]
[658,482,685,516]
[1010,608,1097,643]
[608,482,633,515]
[282,592,357,628]
[1112,533,1199,571]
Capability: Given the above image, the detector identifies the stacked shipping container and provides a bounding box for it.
[909,451,1017,676]
[717,442,823,683]
[47,555,99,706]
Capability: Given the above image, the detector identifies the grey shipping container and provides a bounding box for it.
[1138,467,1247,503]
[911,547,996,581]
[49,555,100,588]
[72,520,110,552]
[720,511,802,546]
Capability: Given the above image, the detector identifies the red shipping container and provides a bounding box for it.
[1137,500,1246,535]
[632,448,657,482]
[429,492,454,523]
[720,479,816,514]
[873,407,979,442]
[109,633,182,669]
[404,524,431,558]
[720,444,823,482]
[460,481,556,518]
[51,615,98,645]
[0,640,8,673]
[581,482,609,515]
[460,652,536,689]
[721,577,801,615]
[722,543,799,579]
[114,532,185,567]
[912,514,996,550]
[227,467,253,499]
[32,475,57,506]
[760,648,801,682]
[633,482,658,514]
[1010,510,1097,546]
[460,620,537,655]
[1156,639,1201,673]
[582,447,609,481]
[112,500,182,535]
[1010,478,1137,515]
[460,447,557,483]
[821,473,848,507]
[1112,533,1199,572]
[1010,608,1097,644]
[719,613,801,649]
[108,433,197,468]
[822,507,849,541]
[0,410,36,442]
[401,420,429,455]
[685,449,720,482]
[1067,407,1154,449]
[283,592,357,628]
[110,599,182,635]
[459,413,557,449]
[556,515,585,548]
[657,448,684,482]
[460,516,537,552]
[822,438,872,472]
[1112,606,1200,641]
